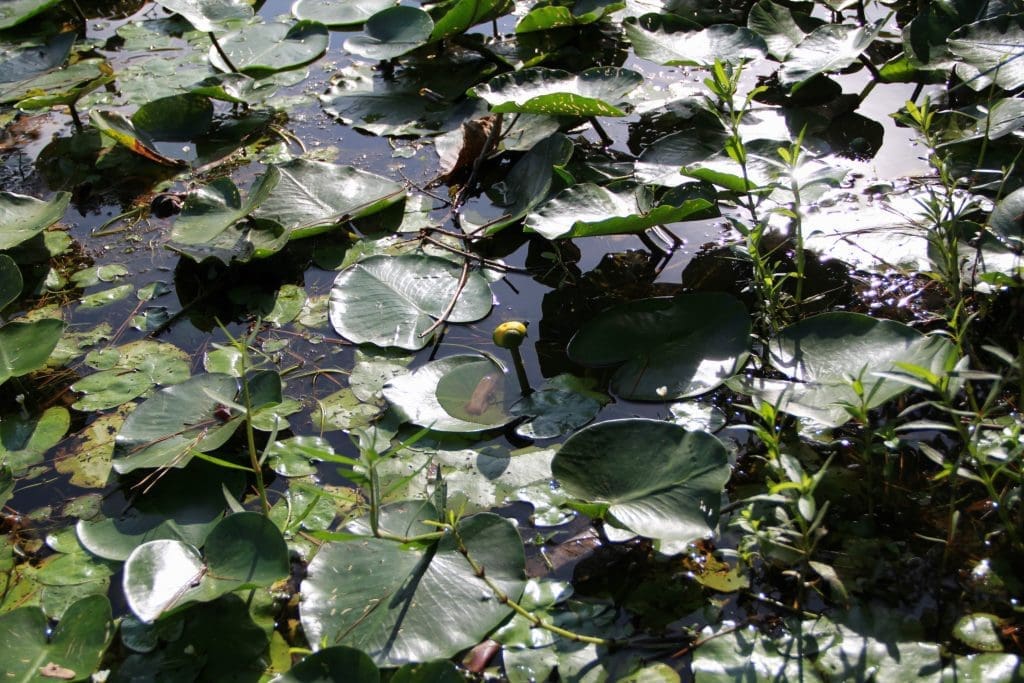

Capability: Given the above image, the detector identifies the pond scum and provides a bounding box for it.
[0,0,1022,680]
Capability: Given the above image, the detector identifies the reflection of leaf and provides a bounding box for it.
[301,513,525,666]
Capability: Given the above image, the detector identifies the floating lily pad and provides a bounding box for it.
[511,385,602,439]
[470,67,643,117]
[344,6,433,61]
[948,13,1024,91]
[273,646,380,682]
[430,0,512,40]
[0,595,114,682]
[383,354,514,432]
[301,512,525,666]
[567,294,750,401]
[293,0,396,27]
[253,159,405,238]
[123,512,289,623]
[170,172,279,248]
[525,182,715,240]
[72,340,191,411]
[552,419,730,545]
[329,255,493,350]
[209,21,329,78]
[0,406,69,471]
[0,191,70,250]
[780,21,886,89]
[624,17,767,66]
[113,373,242,473]
[153,0,254,32]
[732,312,957,427]
[89,110,187,167]
[0,319,65,386]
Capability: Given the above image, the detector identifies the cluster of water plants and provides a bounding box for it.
[1,0,1022,679]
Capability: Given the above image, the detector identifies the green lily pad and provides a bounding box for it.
[293,0,396,27]
[0,0,62,29]
[383,354,514,432]
[209,21,329,78]
[113,373,242,473]
[524,182,715,240]
[747,0,819,60]
[132,93,214,141]
[624,17,768,66]
[948,13,1024,91]
[954,613,1004,652]
[0,191,70,250]
[0,406,69,471]
[329,255,493,350]
[462,133,574,235]
[273,646,380,682]
[253,159,405,238]
[123,512,289,623]
[0,595,114,682]
[0,254,20,310]
[988,185,1024,252]
[780,20,886,89]
[635,133,725,187]
[72,340,191,411]
[511,387,602,439]
[77,463,245,561]
[343,6,433,61]
[320,62,486,137]
[54,407,130,489]
[152,0,254,32]
[732,312,957,427]
[301,512,525,666]
[429,0,512,41]
[0,319,65,386]
[1,58,109,106]
[551,419,731,545]
[170,172,280,249]
[470,67,643,117]
[516,0,623,33]
[567,294,750,401]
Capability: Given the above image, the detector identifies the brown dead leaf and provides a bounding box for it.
[435,115,500,183]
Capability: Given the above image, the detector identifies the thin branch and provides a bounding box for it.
[419,260,470,339]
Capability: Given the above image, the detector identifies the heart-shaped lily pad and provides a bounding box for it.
[568,294,750,400]
[732,312,957,427]
[383,354,514,432]
[552,419,731,545]
[301,512,525,666]
[329,255,493,350]
[470,67,643,117]
[123,512,289,623]
[209,20,329,78]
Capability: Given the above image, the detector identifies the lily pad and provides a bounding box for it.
[429,0,513,41]
[624,17,768,66]
[253,159,405,238]
[0,32,75,84]
[170,172,279,248]
[567,294,750,401]
[0,595,114,682]
[383,354,514,432]
[344,6,434,61]
[732,312,957,427]
[123,512,289,623]
[273,646,380,682]
[209,21,329,78]
[293,0,396,27]
[0,406,69,471]
[113,373,243,473]
[988,185,1024,252]
[0,191,70,250]
[153,0,254,32]
[301,512,526,666]
[0,255,20,310]
[470,67,643,117]
[89,110,187,167]
[525,182,715,240]
[72,340,191,411]
[329,255,493,350]
[0,319,65,386]
[948,13,1024,91]
[780,21,886,89]
[551,419,731,545]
